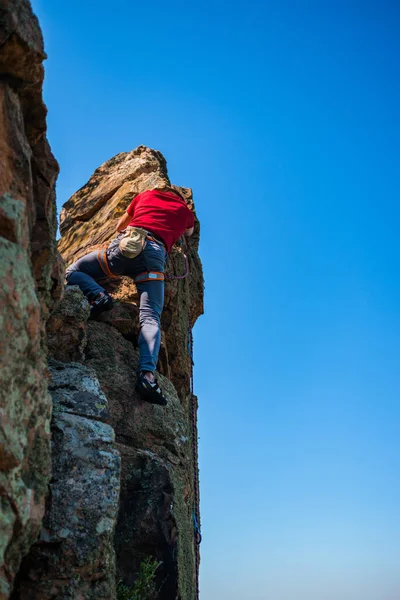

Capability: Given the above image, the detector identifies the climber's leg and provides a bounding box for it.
[133,236,166,375]
[107,234,166,373]
[135,279,164,374]
[66,251,109,300]
[107,233,168,403]
[134,279,167,405]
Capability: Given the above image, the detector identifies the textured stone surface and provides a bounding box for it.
[58,146,204,400]
[47,285,90,362]
[116,445,195,600]
[86,323,189,460]
[0,1,62,597]
[85,318,197,599]
[96,301,170,377]
[12,361,121,600]
[96,300,139,340]
[57,147,203,598]
[59,147,169,246]
[0,239,51,600]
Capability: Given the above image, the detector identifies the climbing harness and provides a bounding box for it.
[133,271,165,284]
[97,247,119,279]
[146,233,167,251]
[134,238,188,283]
[97,234,189,282]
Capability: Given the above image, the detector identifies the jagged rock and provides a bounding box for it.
[96,300,139,340]
[116,445,196,600]
[48,360,110,422]
[13,361,121,600]
[58,147,170,245]
[47,286,90,362]
[0,1,62,597]
[85,321,197,598]
[86,322,187,459]
[57,148,204,598]
[58,146,204,399]
[95,302,171,378]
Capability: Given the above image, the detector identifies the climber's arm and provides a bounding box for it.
[117,195,138,232]
[185,209,194,237]
[116,211,131,232]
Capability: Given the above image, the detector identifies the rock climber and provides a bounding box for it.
[65,187,194,406]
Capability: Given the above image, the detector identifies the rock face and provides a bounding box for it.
[0,1,62,597]
[46,285,91,362]
[86,322,197,598]
[13,360,121,600]
[59,146,204,401]
[59,147,204,599]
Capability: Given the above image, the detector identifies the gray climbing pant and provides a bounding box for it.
[65,234,166,374]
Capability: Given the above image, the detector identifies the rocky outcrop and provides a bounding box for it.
[0,1,62,597]
[59,148,204,598]
[86,321,196,598]
[59,146,204,401]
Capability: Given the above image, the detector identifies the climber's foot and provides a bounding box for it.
[89,292,114,318]
[135,372,168,406]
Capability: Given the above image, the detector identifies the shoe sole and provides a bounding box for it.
[135,383,168,406]
[89,299,114,319]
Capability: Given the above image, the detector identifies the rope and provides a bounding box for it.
[165,247,189,280]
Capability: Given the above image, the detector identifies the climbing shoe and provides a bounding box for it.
[135,372,168,406]
[89,292,114,318]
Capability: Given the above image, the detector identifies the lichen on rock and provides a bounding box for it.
[46,285,91,362]
[12,361,121,600]
[0,1,62,596]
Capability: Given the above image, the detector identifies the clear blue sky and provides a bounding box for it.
[32,1,400,598]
